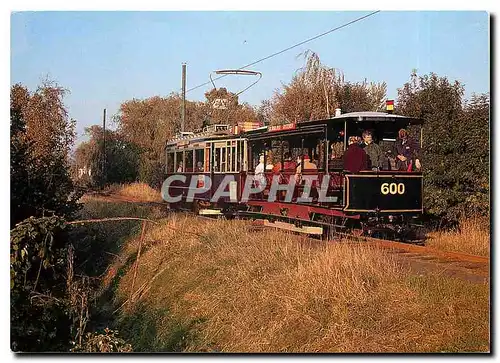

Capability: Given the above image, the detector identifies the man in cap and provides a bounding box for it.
[361,130,385,171]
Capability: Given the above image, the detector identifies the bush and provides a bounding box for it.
[71,328,132,353]
[396,72,489,224]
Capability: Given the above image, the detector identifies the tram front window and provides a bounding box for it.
[175,151,184,173]
[185,150,194,172]
[195,149,204,172]
[166,152,174,173]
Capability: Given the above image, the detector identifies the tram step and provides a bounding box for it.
[263,220,323,235]
[199,209,223,216]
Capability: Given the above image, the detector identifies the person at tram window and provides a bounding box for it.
[196,161,204,172]
[272,153,283,174]
[272,152,297,174]
[296,154,317,174]
[177,161,184,173]
[254,154,266,187]
[395,129,422,171]
[283,152,297,171]
[361,130,385,171]
[344,136,367,173]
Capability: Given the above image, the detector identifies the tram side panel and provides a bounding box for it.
[164,172,243,206]
[344,173,423,213]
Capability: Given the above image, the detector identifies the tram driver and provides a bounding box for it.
[395,129,422,172]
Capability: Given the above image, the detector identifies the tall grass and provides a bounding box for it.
[111,215,489,353]
[105,182,162,202]
[426,217,490,257]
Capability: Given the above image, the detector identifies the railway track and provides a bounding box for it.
[83,192,489,283]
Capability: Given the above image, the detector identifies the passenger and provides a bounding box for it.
[283,152,297,171]
[254,155,266,187]
[272,154,283,174]
[344,136,368,173]
[395,129,421,171]
[296,154,317,174]
[361,130,385,171]
[271,152,298,175]
[196,161,204,172]
[177,161,184,173]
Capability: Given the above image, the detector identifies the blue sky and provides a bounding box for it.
[11,11,489,142]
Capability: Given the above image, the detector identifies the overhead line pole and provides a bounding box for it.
[181,63,186,132]
[102,108,106,189]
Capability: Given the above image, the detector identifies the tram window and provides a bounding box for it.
[330,142,344,159]
[175,151,184,172]
[316,140,326,170]
[240,140,247,171]
[185,150,194,172]
[231,146,237,172]
[213,148,220,172]
[195,149,204,172]
[166,152,174,173]
[226,146,231,172]
[221,148,227,172]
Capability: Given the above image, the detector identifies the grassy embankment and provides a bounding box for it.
[426,217,490,257]
[82,183,489,353]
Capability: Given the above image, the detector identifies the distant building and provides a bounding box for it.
[77,165,92,179]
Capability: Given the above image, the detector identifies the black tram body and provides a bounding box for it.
[164,112,423,239]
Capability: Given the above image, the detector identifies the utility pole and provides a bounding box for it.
[102,108,106,189]
[181,63,186,132]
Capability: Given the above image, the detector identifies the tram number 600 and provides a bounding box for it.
[381,182,405,195]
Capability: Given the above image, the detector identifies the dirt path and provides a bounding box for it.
[384,249,488,284]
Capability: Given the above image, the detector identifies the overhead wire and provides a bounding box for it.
[184,10,381,94]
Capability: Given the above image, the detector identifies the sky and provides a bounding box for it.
[10,11,489,143]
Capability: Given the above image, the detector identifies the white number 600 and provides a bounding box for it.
[381,182,405,195]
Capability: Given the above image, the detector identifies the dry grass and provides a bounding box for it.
[426,217,490,257]
[108,182,162,202]
[109,215,489,353]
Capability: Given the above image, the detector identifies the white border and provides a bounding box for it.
[3,2,496,361]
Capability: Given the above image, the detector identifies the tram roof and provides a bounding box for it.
[303,111,423,124]
[165,112,422,148]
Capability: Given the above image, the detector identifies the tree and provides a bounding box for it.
[114,94,208,187]
[268,51,387,124]
[10,83,80,227]
[10,82,83,351]
[114,92,259,187]
[459,93,490,217]
[74,126,141,187]
[396,72,489,223]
